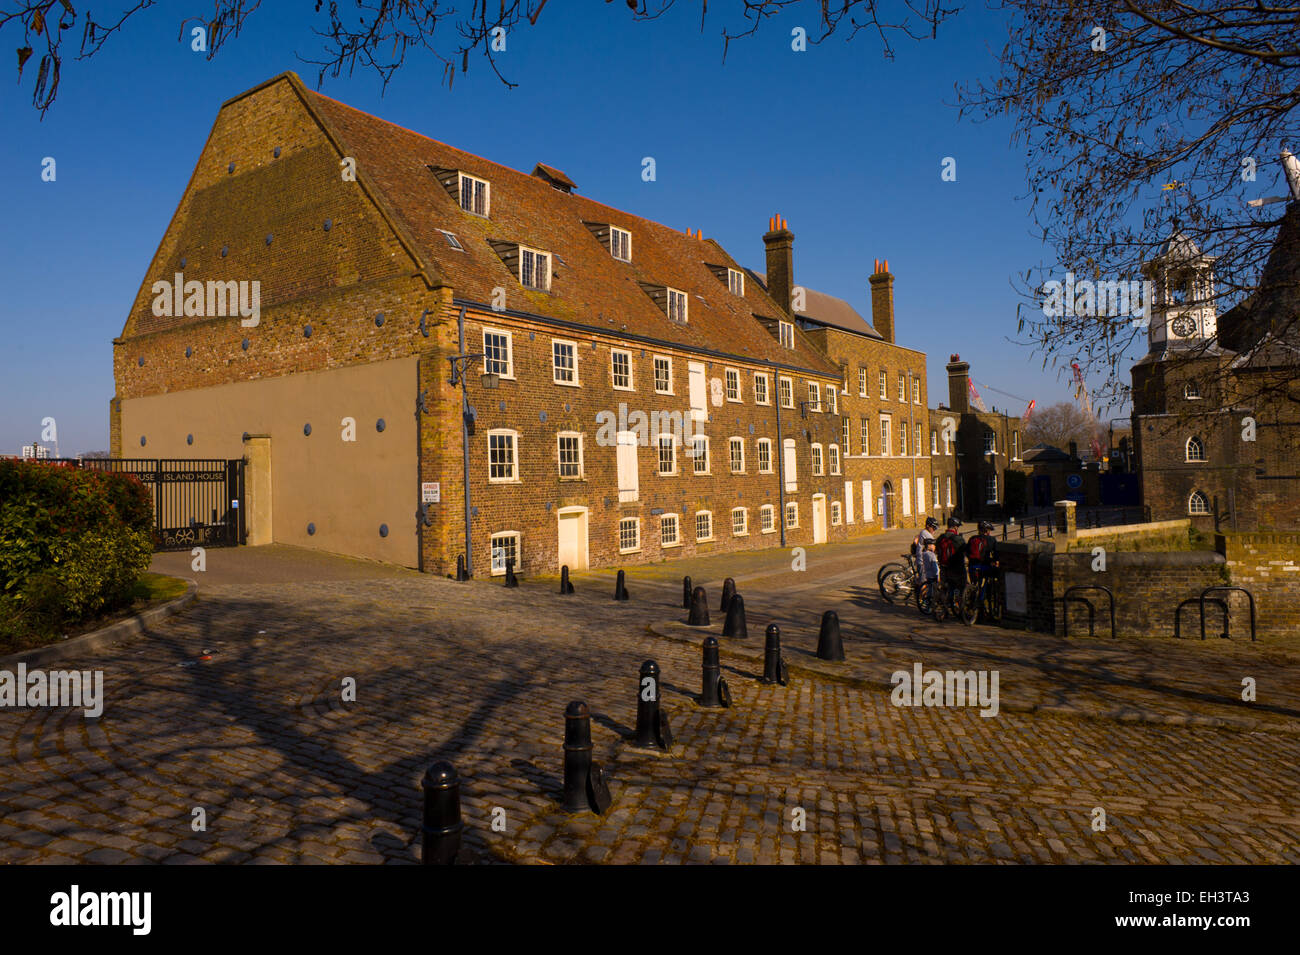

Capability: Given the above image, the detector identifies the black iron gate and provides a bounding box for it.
[49,458,245,550]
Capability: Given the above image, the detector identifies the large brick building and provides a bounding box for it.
[1131,213,1300,531]
[110,72,937,576]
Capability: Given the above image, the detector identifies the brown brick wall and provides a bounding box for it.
[1217,532,1300,636]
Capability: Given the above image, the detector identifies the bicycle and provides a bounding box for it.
[959,567,1003,626]
[915,575,949,621]
[878,554,920,605]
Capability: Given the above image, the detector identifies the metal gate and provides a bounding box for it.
[48,458,245,551]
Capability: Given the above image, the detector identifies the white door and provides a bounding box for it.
[812,495,828,544]
[557,508,589,571]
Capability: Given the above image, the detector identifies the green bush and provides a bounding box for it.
[0,459,154,623]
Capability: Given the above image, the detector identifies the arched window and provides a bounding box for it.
[1185,436,1206,462]
[1183,381,1201,399]
[1188,491,1210,515]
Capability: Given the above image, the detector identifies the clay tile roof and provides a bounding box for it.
[300,82,839,376]
[746,270,881,338]
[531,163,576,192]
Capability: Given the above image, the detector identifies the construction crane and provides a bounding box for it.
[1070,362,1104,461]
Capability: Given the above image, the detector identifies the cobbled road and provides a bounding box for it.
[2,532,1298,864]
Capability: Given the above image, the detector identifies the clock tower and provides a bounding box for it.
[1140,231,1218,351]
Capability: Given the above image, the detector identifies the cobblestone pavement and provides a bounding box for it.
[2,533,1298,864]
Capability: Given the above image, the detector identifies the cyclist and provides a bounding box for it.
[913,516,940,567]
[935,517,966,606]
[966,520,999,584]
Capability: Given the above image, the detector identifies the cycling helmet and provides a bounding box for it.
[925,517,939,530]
[978,520,994,532]
[946,517,961,528]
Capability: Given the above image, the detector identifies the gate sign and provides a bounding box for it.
[1066,474,1083,490]
[422,482,441,504]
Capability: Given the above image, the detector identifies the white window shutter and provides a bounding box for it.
[616,431,639,502]
[783,438,797,493]
[901,478,911,516]
[688,362,707,421]
[844,481,854,523]
[863,481,873,521]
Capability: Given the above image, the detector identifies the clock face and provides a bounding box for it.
[1171,315,1197,337]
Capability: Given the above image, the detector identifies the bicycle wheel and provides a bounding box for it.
[877,562,904,595]
[880,569,909,604]
[931,584,949,622]
[915,580,934,615]
[985,585,1004,624]
[959,583,980,626]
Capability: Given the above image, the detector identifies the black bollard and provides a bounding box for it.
[421,760,463,865]
[722,593,748,639]
[700,637,730,707]
[720,577,737,614]
[682,575,693,610]
[761,623,789,686]
[562,701,593,812]
[614,569,629,601]
[560,565,575,595]
[456,554,469,582]
[816,610,845,661]
[505,556,518,588]
[687,586,710,626]
[634,660,671,750]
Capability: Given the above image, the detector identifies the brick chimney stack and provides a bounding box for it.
[763,215,795,316]
[946,353,970,414]
[869,259,895,344]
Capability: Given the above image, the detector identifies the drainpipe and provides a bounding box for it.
[773,361,786,547]
[457,306,473,577]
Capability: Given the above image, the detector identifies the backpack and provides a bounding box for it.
[967,534,990,562]
[936,533,960,565]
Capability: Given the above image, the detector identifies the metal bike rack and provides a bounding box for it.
[1053,594,1095,637]
[1199,587,1256,642]
[1060,585,1116,638]
[1175,597,1228,640]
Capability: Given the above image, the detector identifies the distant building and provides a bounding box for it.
[21,444,51,460]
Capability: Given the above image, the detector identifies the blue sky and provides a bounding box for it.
[0,1,1110,456]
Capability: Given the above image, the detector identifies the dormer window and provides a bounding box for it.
[779,320,794,349]
[520,246,550,290]
[459,173,490,216]
[610,227,632,262]
[667,288,688,323]
[728,268,744,296]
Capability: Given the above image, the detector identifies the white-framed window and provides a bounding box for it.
[1186,436,1206,462]
[657,434,677,475]
[912,378,921,404]
[946,476,952,506]
[783,437,797,492]
[898,372,906,401]
[732,507,748,536]
[785,502,799,528]
[860,417,869,456]
[879,370,888,399]
[831,501,842,525]
[660,513,680,547]
[914,424,922,458]
[930,430,938,455]
[880,416,891,457]
[519,245,551,290]
[489,531,519,575]
[482,328,514,378]
[859,367,867,397]
[616,430,639,502]
[725,368,741,402]
[986,471,998,504]
[667,287,689,323]
[779,320,794,349]
[932,476,940,508]
[611,349,634,391]
[727,268,745,296]
[757,438,773,473]
[552,339,578,385]
[826,387,837,414]
[812,443,824,475]
[807,381,821,412]
[438,229,464,250]
[945,432,953,455]
[754,373,770,405]
[1184,381,1201,399]
[899,427,907,457]
[829,444,841,475]
[842,416,851,451]
[653,355,673,394]
[729,437,745,473]
[557,432,583,479]
[692,435,710,474]
[695,510,713,541]
[610,226,632,262]
[760,504,776,533]
[779,376,794,408]
[984,430,996,454]
[459,172,490,216]
[618,517,641,553]
[1188,490,1210,514]
[1013,431,1020,459]
[488,430,518,482]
